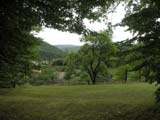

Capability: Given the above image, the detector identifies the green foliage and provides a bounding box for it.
[30,66,57,85]
[0,0,115,87]
[52,59,65,66]
[79,31,116,84]
[115,66,128,81]
[155,88,160,103]
[114,66,141,82]
[121,0,160,82]
[129,71,141,81]
[79,72,91,84]
[119,0,160,101]
[64,52,80,80]
[0,32,40,88]
[65,31,116,85]
[96,63,112,83]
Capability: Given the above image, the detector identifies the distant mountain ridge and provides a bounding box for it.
[39,41,66,60]
[55,45,81,52]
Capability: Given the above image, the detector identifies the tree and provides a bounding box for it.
[0,32,40,88]
[0,0,116,87]
[119,0,160,102]
[64,52,80,80]
[114,42,140,83]
[79,31,116,85]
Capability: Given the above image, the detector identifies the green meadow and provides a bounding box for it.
[0,83,160,120]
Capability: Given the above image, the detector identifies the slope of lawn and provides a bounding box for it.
[0,83,160,120]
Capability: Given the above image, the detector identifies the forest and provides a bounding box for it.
[0,0,160,120]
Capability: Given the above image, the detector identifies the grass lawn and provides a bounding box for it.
[0,83,160,120]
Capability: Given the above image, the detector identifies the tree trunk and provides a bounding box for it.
[88,59,100,85]
[92,77,96,85]
[139,70,142,82]
[88,71,96,85]
[92,72,97,85]
[11,81,16,88]
[88,70,93,85]
[124,69,128,83]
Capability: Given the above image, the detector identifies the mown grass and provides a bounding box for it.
[0,83,160,120]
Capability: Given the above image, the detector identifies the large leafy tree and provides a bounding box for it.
[0,0,115,87]
[79,31,116,85]
[119,0,160,101]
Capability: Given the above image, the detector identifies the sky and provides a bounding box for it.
[36,5,132,46]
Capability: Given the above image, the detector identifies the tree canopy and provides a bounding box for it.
[65,31,116,85]
[80,31,116,84]
[118,0,160,101]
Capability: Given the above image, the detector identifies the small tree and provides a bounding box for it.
[64,52,80,80]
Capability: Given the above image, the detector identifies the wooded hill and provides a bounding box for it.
[39,41,66,60]
[55,45,80,52]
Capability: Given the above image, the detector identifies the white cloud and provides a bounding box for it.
[36,4,132,45]
[83,19,107,31]
[36,29,83,45]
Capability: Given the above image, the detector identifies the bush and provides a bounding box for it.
[29,66,57,85]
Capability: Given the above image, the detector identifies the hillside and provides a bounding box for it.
[55,44,80,52]
[39,41,66,60]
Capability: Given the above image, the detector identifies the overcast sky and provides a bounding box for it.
[36,5,132,46]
